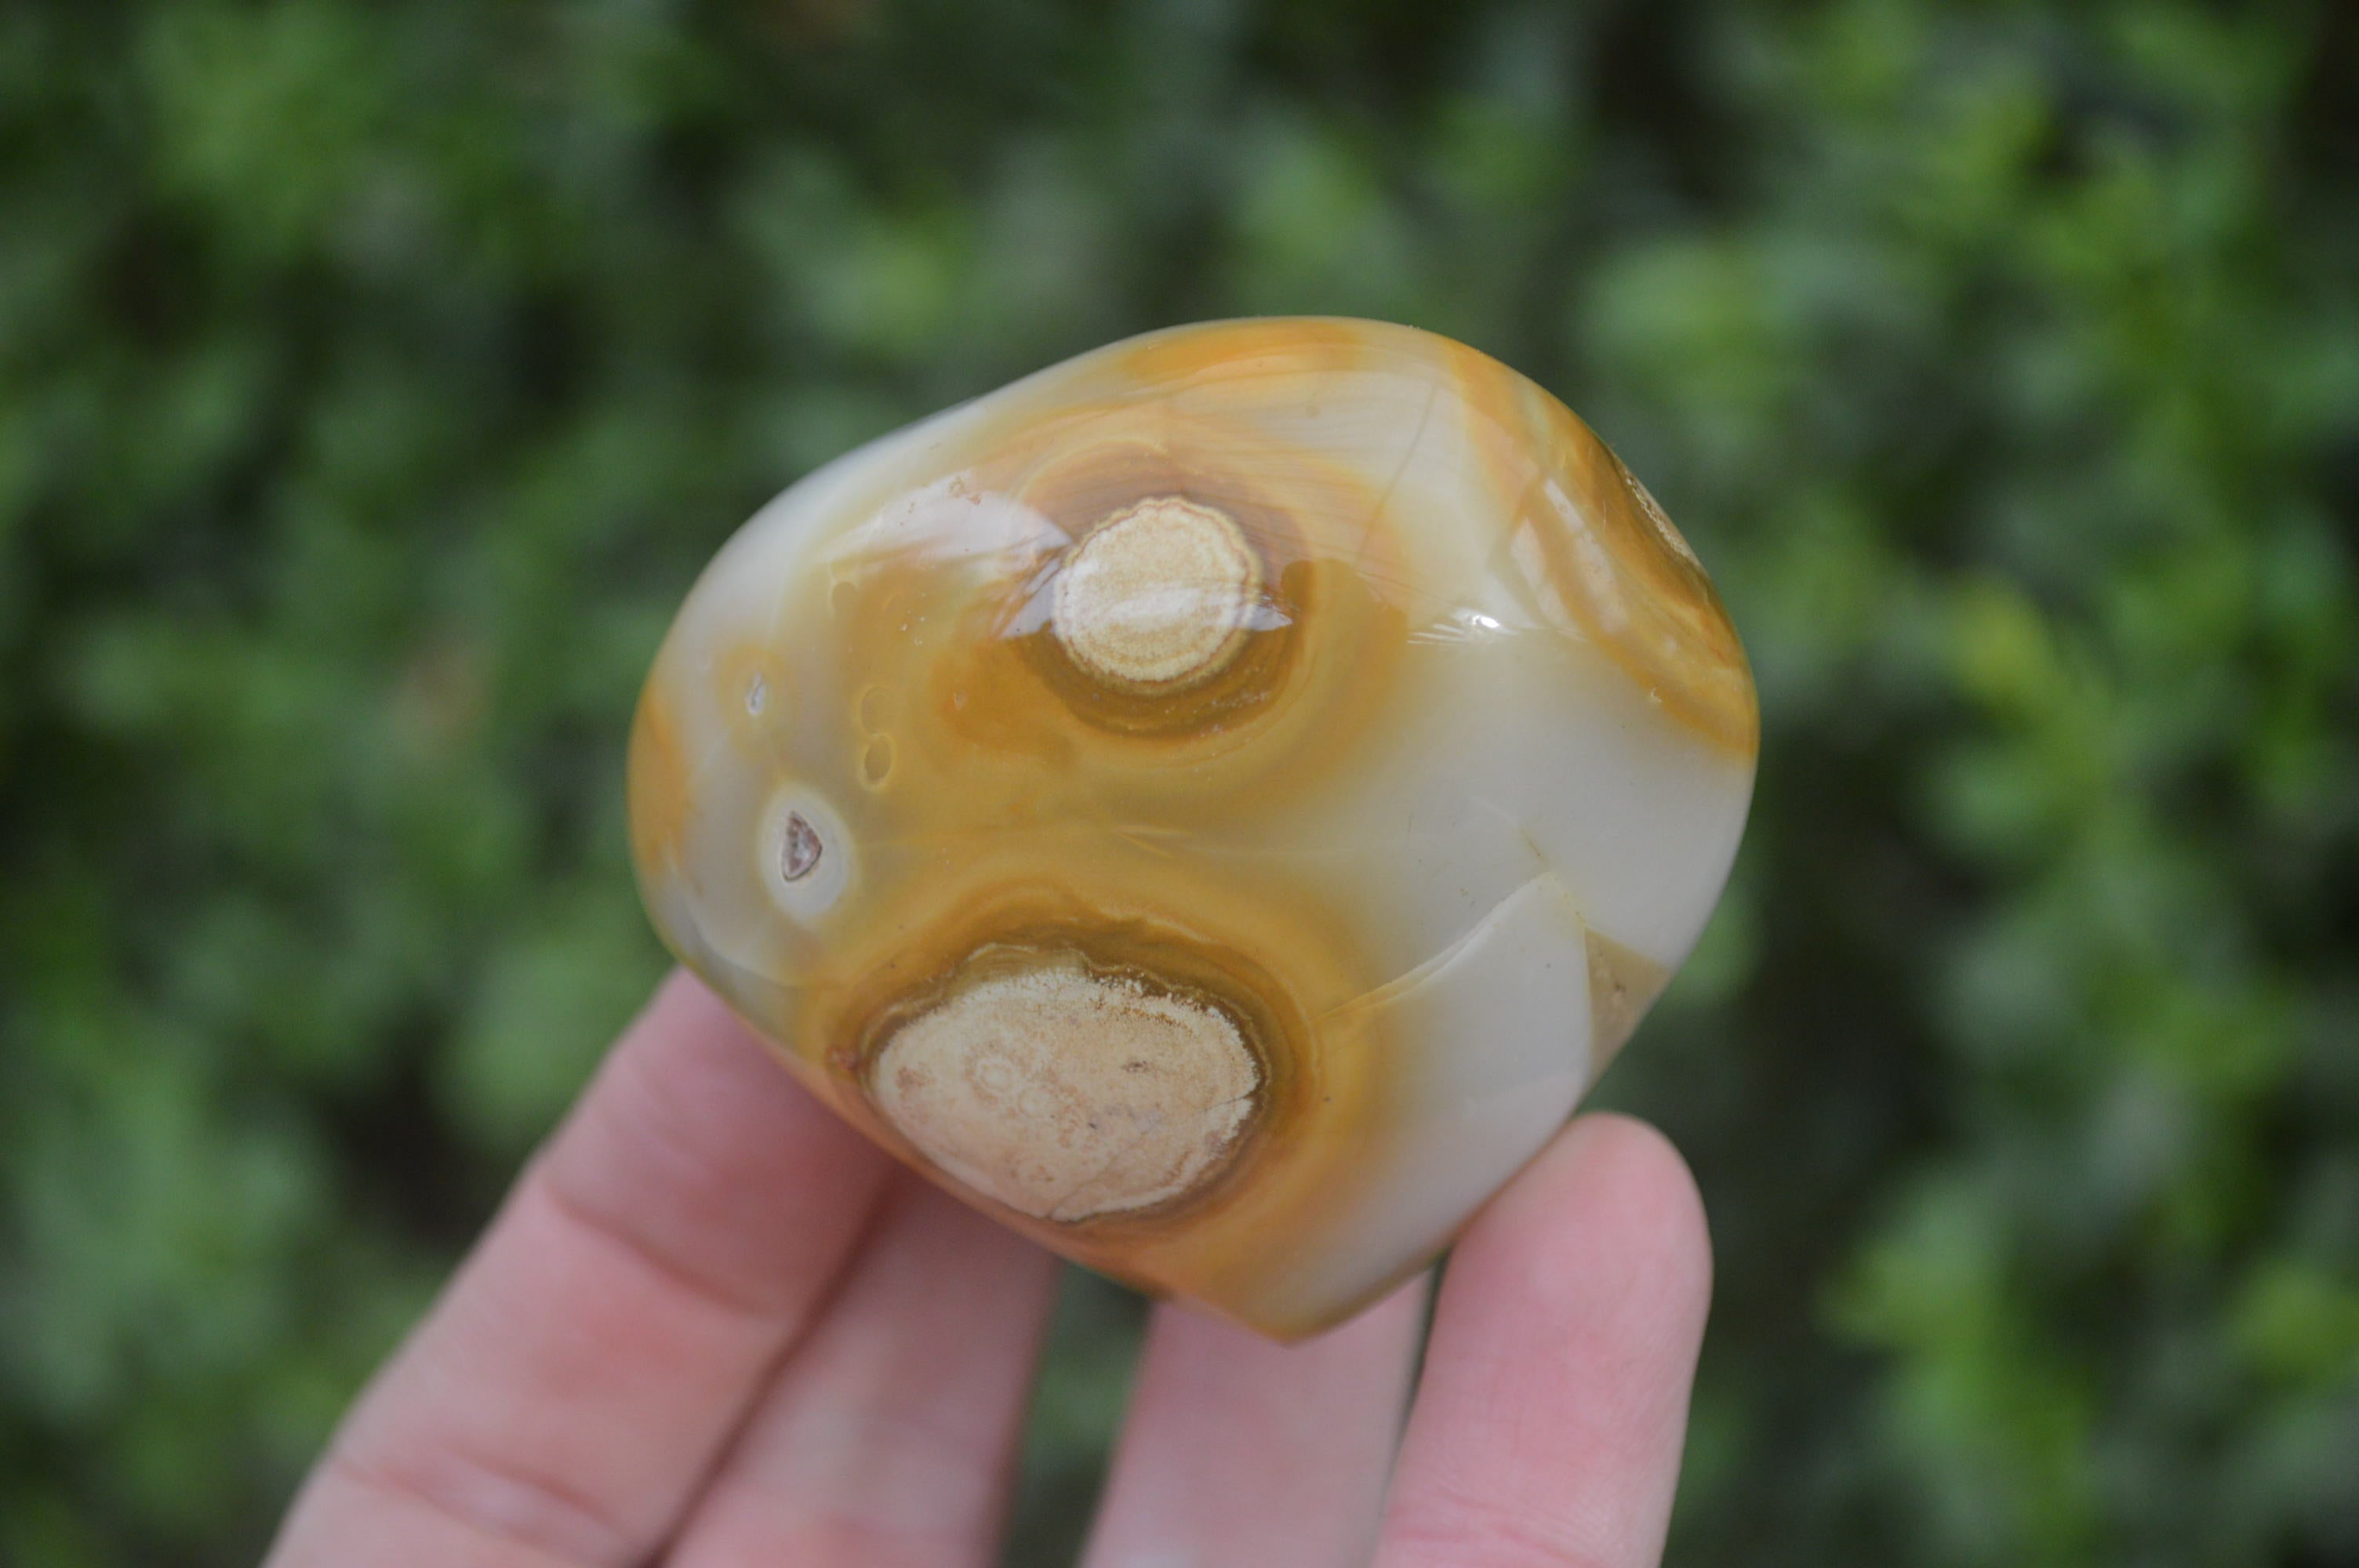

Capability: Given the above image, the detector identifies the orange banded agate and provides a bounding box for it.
[627,318,1756,1339]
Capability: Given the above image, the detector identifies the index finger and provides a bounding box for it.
[1374,1114,1713,1568]
[267,970,896,1568]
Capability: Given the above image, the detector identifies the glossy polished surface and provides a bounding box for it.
[628,318,1757,1338]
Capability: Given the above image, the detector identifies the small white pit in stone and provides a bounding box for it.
[757,784,851,921]
[780,812,821,881]
[871,960,1262,1221]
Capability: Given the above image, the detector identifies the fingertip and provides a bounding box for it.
[1374,1114,1712,1568]
[1080,1276,1427,1568]
[537,965,894,1319]
[584,966,881,1174]
[615,968,809,1109]
[646,963,737,1029]
[1472,1112,1713,1312]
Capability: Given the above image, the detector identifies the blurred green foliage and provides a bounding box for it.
[3,1,2354,1563]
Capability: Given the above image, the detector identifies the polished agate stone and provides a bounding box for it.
[627,318,1757,1339]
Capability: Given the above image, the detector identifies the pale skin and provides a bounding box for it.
[266,970,1714,1568]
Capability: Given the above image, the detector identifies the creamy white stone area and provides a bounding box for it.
[1052,496,1262,690]
[872,962,1262,1221]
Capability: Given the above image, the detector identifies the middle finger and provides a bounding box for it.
[1080,1280,1427,1568]
[666,1174,1060,1568]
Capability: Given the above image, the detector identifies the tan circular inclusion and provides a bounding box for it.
[870,960,1263,1222]
[1050,496,1262,690]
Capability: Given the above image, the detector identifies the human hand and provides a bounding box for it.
[266,970,1711,1567]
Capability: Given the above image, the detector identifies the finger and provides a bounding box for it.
[267,970,896,1568]
[666,1172,1059,1567]
[1374,1114,1711,1568]
[1080,1279,1427,1568]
